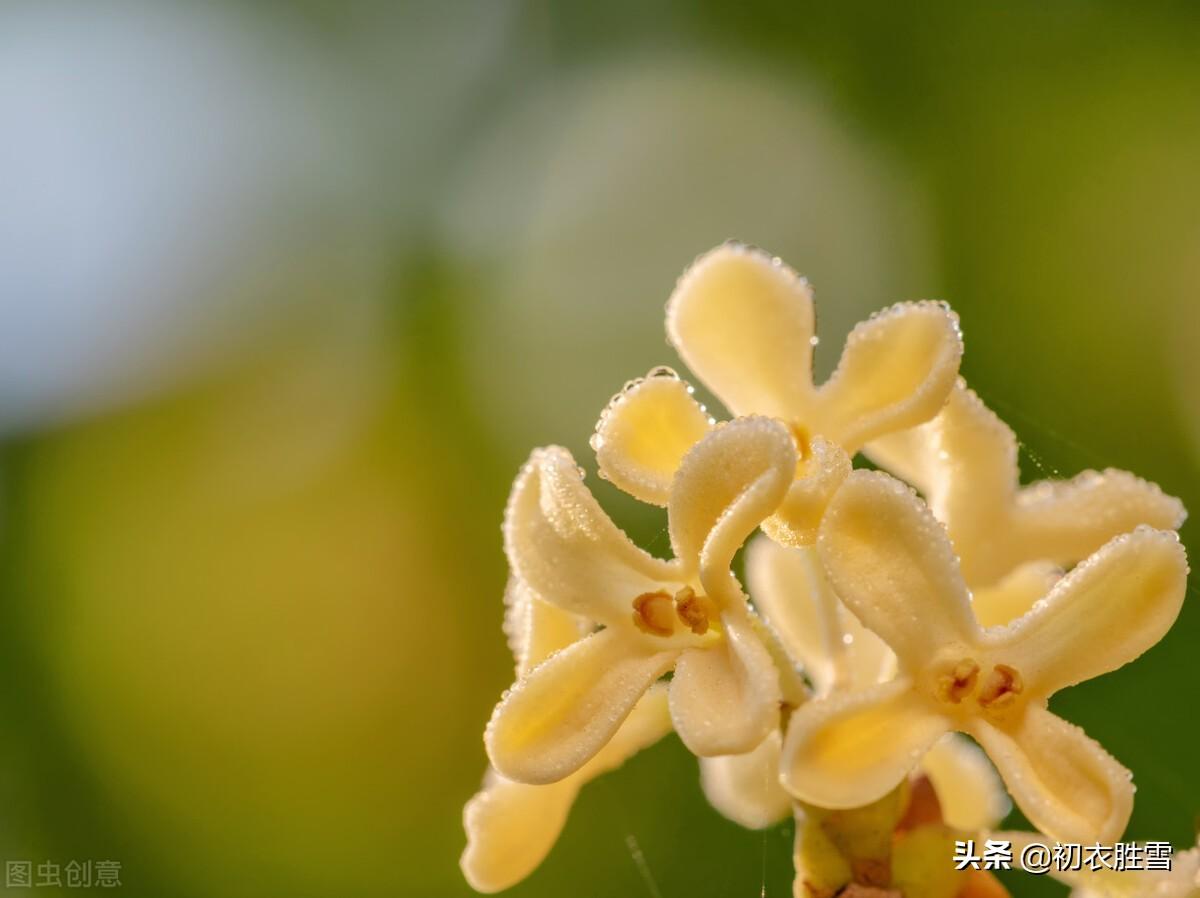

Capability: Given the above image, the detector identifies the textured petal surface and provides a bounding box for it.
[699,730,790,829]
[919,733,1011,831]
[985,528,1188,697]
[670,611,780,756]
[970,562,1060,630]
[817,470,981,670]
[505,446,680,624]
[970,707,1132,844]
[486,627,678,783]
[813,300,962,452]
[593,371,713,506]
[667,243,815,419]
[781,678,950,808]
[760,436,852,548]
[668,415,796,592]
[503,576,590,676]
[463,686,671,892]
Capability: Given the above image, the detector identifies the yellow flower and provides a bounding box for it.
[485,416,799,785]
[461,580,672,892]
[781,470,1188,844]
[592,242,964,546]
[867,380,1186,589]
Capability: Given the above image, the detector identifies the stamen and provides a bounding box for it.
[934,659,980,704]
[632,591,675,637]
[673,586,716,635]
[978,664,1024,711]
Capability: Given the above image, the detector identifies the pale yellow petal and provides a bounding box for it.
[667,415,796,593]
[486,628,678,783]
[813,300,962,452]
[503,576,591,676]
[985,528,1188,697]
[919,733,1011,831]
[670,610,780,756]
[761,437,852,548]
[970,707,1132,844]
[593,370,713,506]
[817,470,982,670]
[698,730,791,829]
[666,242,815,420]
[970,562,1061,630]
[504,446,680,624]
[781,678,950,809]
[463,686,671,892]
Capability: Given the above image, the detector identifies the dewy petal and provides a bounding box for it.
[781,678,950,809]
[970,562,1061,630]
[760,436,852,548]
[504,446,681,624]
[985,527,1188,697]
[668,415,796,592]
[669,610,780,756]
[666,243,815,420]
[812,300,962,453]
[969,707,1133,844]
[817,470,982,670]
[486,628,678,784]
[698,730,791,829]
[919,733,1011,832]
[463,685,671,892]
[503,576,591,676]
[593,370,713,507]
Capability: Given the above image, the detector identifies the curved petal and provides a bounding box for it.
[668,415,796,593]
[970,707,1132,844]
[760,437,852,548]
[503,576,591,676]
[699,730,790,829]
[486,628,678,783]
[781,678,950,809]
[817,470,981,670]
[504,446,681,624]
[669,611,780,756]
[463,685,672,892]
[985,528,1188,697]
[970,562,1061,630]
[666,243,815,420]
[919,733,1011,832]
[813,301,962,453]
[593,370,713,506]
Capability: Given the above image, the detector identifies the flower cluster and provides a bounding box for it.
[461,244,1191,897]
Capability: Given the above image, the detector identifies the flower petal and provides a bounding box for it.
[486,628,678,783]
[781,678,950,809]
[813,301,962,452]
[670,611,780,756]
[504,446,680,624]
[919,733,1011,832]
[970,707,1132,843]
[463,685,671,892]
[503,576,591,676]
[970,562,1061,630]
[699,730,790,829]
[817,470,981,670]
[760,437,852,548]
[666,243,815,420]
[985,527,1188,697]
[668,415,796,592]
[593,370,713,506]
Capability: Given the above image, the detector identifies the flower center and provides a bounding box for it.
[788,422,812,462]
[932,657,1024,715]
[631,587,717,637]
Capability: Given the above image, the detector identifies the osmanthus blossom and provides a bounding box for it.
[782,470,1189,845]
[866,380,1186,590]
[592,242,963,546]
[461,581,673,892]
[485,415,807,787]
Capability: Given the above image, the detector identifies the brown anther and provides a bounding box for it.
[934,659,980,704]
[632,591,675,637]
[674,586,715,635]
[978,664,1024,711]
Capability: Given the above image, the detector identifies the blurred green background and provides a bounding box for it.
[1,2,1198,896]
